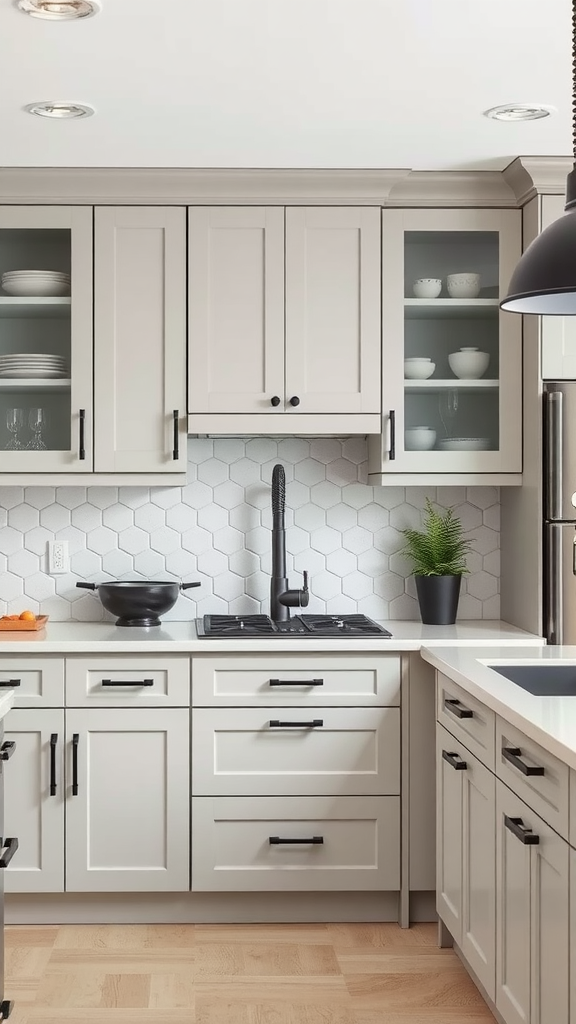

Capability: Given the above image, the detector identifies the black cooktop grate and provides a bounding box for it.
[198,613,392,638]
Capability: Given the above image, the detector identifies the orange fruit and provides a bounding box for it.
[19,611,36,622]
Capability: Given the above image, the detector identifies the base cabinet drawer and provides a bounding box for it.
[496,717,569,842]
[191,796,400,891]
[65,656,190,707]
[437,673,495,769]
[0,657,64,708]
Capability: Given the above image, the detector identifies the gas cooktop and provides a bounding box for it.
[197,613,392,638]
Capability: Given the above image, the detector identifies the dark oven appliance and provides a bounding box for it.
[197,614,392,639]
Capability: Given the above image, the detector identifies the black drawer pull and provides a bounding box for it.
[72,733,79,796]
[442,749,467,770]
[502,746,545,777]
[389,409,396,460]
[269,678,324,687]
[79,408,86,461]
[444,698,473,719]
[0,679,20,688]
[172,410,179,461]
[269,836,324,845]
[101,679,154,687]
[0,742,16,761]
[269,719,323,728]
[50,733,57,796]
[504,814,540,845]
[0,837,18,869]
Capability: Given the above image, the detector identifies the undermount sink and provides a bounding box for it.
[489,663,576,696]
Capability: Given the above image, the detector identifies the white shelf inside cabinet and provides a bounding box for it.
[404,299,499,319]
[0,379,71,392]
[404,379,499,393]
[0,297,71,318]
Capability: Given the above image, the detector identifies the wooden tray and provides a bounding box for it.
[0,615,48,631]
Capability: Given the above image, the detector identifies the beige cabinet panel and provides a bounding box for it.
[65,655,190,707]
[436,725,464,939]
[285,207,381,414]
[65,708,189,892]
[188,206,285,413]
[496,717,569,842]
[0,656,64,708]
[461,743,496,1001]
[192,706,399,797]
[191,795,399,892]
[4,709,64,893]
[94,207,186,472]
[437,672,495,769]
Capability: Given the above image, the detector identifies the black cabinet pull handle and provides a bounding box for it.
[504,814,539,845]
[78,409,86,461]
[444,698,474,720]
[289,396,300,407]
[269,836,323,845]
[0,742,16,761]
[49,733,57,796]
[388,409,396,461]
[172,410,179,460]
[0,679,20,688]
[269,719,323,728]
[0,837,19,869]
[270,396,281,407]
[502,746,545,777]
[442,749,467,770]
[269,678,324,687]
[72,733,79,796]
[101,678,154,687]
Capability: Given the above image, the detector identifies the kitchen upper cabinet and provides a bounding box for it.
[368,207,523,482]
[94,207,187,473]
[188,206,381,434]
[0,205,93,472]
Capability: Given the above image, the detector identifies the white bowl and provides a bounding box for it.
[405,426,436,451]
[448,347,490,379]
[446,273,481,299]
[413,278,442,299]
[404,357,435,380]
[438,437,491,451]
[1,278,70,297]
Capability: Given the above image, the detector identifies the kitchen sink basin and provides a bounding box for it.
[489,663,576,696]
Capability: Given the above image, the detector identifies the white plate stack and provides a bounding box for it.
[1,270,71,297]
[438,437,491,451]
[0,354,69,379]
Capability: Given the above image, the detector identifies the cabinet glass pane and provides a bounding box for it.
[0,229,71,453]
[404,231,500,455]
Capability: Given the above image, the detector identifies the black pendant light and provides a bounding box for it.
[500,0,576,315]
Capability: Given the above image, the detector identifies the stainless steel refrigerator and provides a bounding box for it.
[543,382,576,644]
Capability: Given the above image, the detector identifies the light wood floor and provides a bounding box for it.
[4,921,496,1024]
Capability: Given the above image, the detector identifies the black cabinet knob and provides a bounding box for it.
[289,396,300,407]
[270,396,281,407]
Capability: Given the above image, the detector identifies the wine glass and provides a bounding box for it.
[5,408,24,450]
[26,408,48,451]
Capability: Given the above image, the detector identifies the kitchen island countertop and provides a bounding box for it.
[0,619,542,653]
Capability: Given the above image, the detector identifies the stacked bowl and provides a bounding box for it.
[1,270,71,297]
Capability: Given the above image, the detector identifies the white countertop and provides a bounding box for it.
[0,691,14,723]
[421,644,576,770]
[0,619,542,653]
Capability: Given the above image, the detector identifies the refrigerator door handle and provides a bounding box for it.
[546,390,563,521]
[572,536,576,577]
[547,523,564,644]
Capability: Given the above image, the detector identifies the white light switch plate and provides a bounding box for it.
[48,540,69,574]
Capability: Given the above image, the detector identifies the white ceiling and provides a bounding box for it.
[0,0,572,170]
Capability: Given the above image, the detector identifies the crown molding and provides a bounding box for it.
[387,170,517,208]
[503,156,572,205]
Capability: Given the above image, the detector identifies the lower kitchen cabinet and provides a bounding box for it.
[496,780,569,1024]
[65,708,190,892]
[4,709,65,894]
[436,724,495,999]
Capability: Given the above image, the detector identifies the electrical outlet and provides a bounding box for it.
[48,541,69,574]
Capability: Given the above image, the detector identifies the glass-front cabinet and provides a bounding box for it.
[375,208,522,476]
[0,206,92,472]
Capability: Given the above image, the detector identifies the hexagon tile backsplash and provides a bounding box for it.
[0,437,500,622]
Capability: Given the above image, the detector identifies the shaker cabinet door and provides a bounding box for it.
[436,725,464,941]
[94,206,187,473]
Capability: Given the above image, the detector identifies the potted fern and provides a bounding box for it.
[401,498,473,625]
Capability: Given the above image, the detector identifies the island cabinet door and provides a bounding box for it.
[4,709,64,894]
[570,849,576,1024]
[65,709,189,892]
[436,725,464,943]
[460,747,496,1002]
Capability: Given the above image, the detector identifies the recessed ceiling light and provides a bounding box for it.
[483,103,555,122]
[17,0,100,19]
[25,101,95,119]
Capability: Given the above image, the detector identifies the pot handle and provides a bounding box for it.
[76,582,97,590]
[180,582,201,591]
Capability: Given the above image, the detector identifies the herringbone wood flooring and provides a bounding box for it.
[4,921,496,1023]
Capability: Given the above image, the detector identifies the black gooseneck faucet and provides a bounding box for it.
[270,463,309,622]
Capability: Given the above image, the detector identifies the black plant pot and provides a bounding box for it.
[415,574,462,625]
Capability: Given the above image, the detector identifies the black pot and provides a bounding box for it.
[76,580,201,627]
[415,574,461,625]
